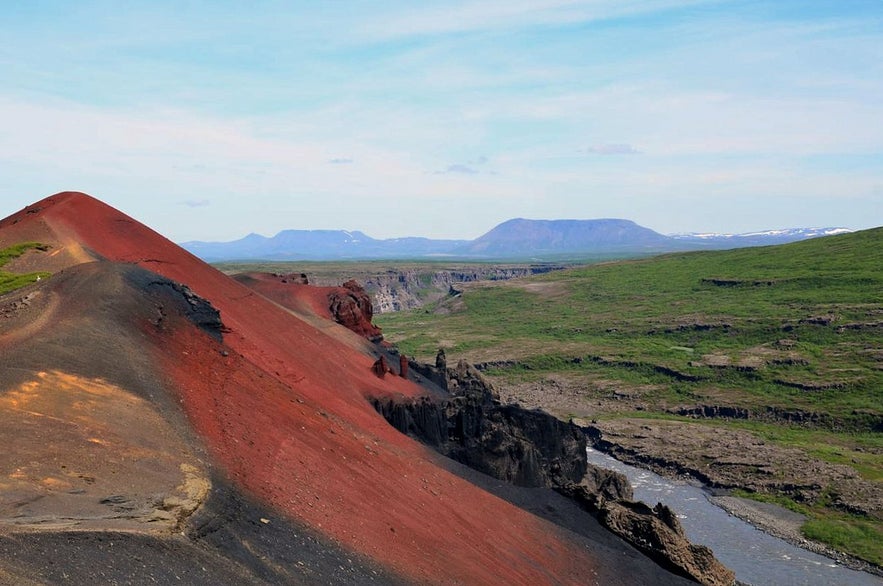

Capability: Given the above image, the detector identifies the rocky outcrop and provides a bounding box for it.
[271,272,309,284]
[668,404,881,433]
[579,465,634,504]
[372,356,391,378]
[141,276,224,342]
[328,279,383,342]
[398,354,408,378]
[407,349,449,391]
[599,500,736,586]
[373,359,587,488]
[671,405,751,419]
[555,459,735,585]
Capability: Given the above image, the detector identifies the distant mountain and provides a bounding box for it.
[181,219,855,261]
[670,227,854,247]
[181,230,468,261]
[455,218,672,257]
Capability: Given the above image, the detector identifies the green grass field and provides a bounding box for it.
[379,228,883,423]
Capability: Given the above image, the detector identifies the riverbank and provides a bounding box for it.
[493,373,882,572]
[710,494,883,578]
[584,446,883,586]
[576,415,883,577]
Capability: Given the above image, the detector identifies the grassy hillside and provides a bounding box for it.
[379,228,883,423]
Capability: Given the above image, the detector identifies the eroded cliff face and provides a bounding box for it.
[361,266,565,313]
[372,355,736,586]
[249,265,567,313]
[374,358,588,488]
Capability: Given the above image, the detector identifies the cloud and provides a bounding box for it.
[362,0,713,40]
[182,199,211,207]
[328,157,354,164]
[585,143,640,155]
[434,156,491,175]
[436,163,479,175]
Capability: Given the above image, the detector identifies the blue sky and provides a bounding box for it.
[1,1,881,241]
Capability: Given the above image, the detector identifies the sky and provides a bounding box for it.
[1,1,881,242]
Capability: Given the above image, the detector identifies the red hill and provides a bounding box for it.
[0,192,693,584]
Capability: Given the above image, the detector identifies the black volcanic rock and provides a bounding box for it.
[373,357,736,585]
[373,359,587,488]
[132,272,225,343]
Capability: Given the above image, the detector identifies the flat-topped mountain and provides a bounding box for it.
[455,218,672,256]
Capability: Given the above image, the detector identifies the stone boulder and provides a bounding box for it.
[560,465,633,511]
[327,280,383,342]
[371,356,390,378]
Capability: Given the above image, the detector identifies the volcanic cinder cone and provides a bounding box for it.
[0,192,692,585]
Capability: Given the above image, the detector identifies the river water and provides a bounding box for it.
[585,448,882,586]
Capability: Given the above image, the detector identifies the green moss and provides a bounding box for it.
[802,517,883,566]
[730,488,883,565]
[0,242,51,295]
[730,489,809,515]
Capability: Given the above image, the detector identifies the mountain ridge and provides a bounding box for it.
[182,218,855,261]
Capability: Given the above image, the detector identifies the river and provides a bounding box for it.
[585,448,882,586]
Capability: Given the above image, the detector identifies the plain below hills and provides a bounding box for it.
[181,218,851,262]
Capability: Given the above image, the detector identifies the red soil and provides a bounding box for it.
[234,272,338,320]
[233,273,384,343]
[0,193,603,584]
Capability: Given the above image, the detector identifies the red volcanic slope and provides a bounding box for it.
[0,193,604,584]
[233,272,337,321]
[232,272,384,346]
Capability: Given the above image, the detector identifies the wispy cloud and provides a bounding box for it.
[436,163,479,175]
[434,156,493,175]
[361,0,716,40]
[328,157,354,164]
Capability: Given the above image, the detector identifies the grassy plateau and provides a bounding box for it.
[380,229,883,422]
